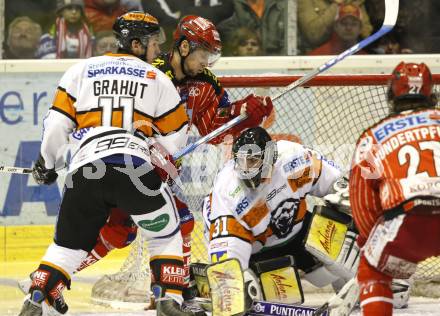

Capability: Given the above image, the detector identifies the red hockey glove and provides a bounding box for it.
[149,142,179,182]
[230,94,273,129]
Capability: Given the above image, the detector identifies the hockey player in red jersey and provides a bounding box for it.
[151,15,273,142]
[350,62,440,316]
[77,14,273,302]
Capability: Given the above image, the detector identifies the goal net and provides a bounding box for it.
[90,74,440,307]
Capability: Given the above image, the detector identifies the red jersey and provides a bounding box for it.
[350,109,440,241]
[152,53,240,144]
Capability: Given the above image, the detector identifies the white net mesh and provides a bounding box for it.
[91,74,440,305]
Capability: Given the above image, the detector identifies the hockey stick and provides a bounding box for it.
[0,165,32,174]
[172,0,399,160]
[3,0,399,173]
[172,113,247,160]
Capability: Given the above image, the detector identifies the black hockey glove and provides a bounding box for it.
[32,154,58,185]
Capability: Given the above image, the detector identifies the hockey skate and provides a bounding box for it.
[18,289,45,316]
[156,298,207,316]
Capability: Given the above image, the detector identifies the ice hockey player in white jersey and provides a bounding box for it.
[18,12,205,316]
[203,127,361,313]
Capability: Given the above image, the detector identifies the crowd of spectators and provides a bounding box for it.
[2,0,439,59]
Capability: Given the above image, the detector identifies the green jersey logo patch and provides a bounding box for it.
[138,214,170,232]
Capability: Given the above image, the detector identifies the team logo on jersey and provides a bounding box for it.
[189,87,200,96]
[235,197,250,215]
[266,184,287,202]
[211,250,228,263]
[87,66,146,78]
[429,112,440,123]
[138,214,169,232]
[283,154,311,173]
[146,71,156,79]
[372,113,430,142]
[270,198,300,238]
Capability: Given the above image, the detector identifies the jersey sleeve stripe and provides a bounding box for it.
[50,106,78,125]
[52,88,76,121]
[76,111,102,129]
[154,103,189,135]
[134,108,154,120]
[210,216,254,244]
[155,101,186,120]
[133,112,153,136]
[57,86,77,102]
[241,202,270,228]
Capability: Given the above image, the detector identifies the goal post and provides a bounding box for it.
[90,73,440,308]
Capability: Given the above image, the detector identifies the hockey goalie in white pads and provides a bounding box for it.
[203,127,354,314]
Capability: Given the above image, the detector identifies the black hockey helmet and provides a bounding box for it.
[113,12,160,54]
[232,127,278,189]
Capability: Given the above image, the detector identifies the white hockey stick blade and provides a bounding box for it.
[172,0,399,161]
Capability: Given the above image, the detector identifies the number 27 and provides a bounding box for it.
[398,141,440,177]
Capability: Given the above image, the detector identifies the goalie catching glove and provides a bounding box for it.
[32,154,58,185]
[230,94,273,129]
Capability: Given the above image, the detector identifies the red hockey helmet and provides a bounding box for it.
[173,15,222,66]
[388,62,433,102]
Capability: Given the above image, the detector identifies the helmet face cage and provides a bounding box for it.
[174,15,222,66]
[113,12,160,52]
[232,127,278,189]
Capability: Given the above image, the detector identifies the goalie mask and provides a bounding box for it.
[387,62,437,113]
[232,127,277,189]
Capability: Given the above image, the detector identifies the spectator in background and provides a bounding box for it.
[298,0,372,54]
[366,0,434,54]
[223,27,263,56]
[369,34,413,54]
[121,0,143,11]
[3,16,42,59]
[93,31,118,55]
[5,0,56,34]
[85,0,128,33]
[142,0,234,54]
[217,0,286,55]
[308,4,367,56]
[37,0,93,59]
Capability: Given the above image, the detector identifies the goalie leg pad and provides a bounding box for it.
[251,256,303,304]
[206,258,246,316]
[306,205,360,281]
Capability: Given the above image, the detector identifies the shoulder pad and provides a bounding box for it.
[152,54,175,81]
[192,68,223,95]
